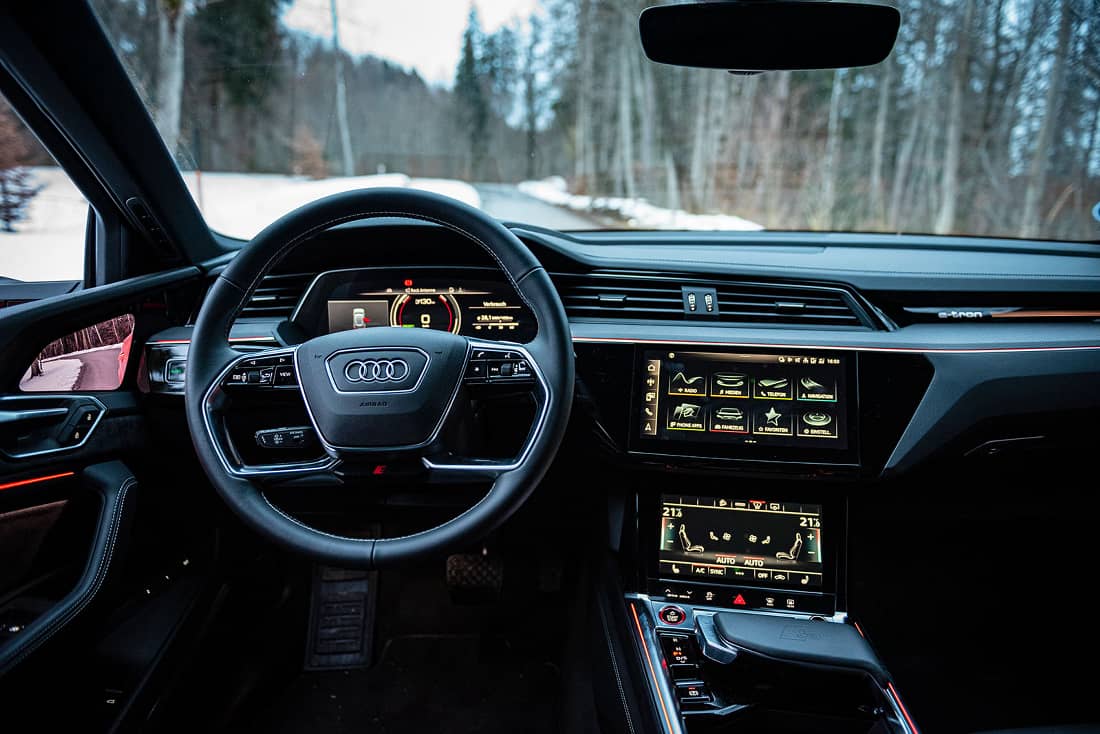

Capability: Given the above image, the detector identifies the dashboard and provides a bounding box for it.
[291,266,537,341]
[142,220,1100,482]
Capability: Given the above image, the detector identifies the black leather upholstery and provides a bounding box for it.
[0,461,135,676]
[184,188,574,568]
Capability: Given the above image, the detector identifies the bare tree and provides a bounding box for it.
[330,0,355,177]
[819,68,847,229]
[153,0,185,157]
[1021,0,1073,238]
[935,0,975,234]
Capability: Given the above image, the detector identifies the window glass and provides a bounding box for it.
[0,94,87,283]
[91,0,1100,241]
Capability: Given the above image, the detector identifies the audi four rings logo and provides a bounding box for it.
[344,358,410,383]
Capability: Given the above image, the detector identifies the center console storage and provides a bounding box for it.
[631,600,914,734]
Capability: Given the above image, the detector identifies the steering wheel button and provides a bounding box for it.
[273,365,297,386]
[465,361,487,380]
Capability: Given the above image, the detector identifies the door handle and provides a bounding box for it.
[0,408,70,427]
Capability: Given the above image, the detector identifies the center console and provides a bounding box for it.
[568,342,932,731]
[621,486,916,734]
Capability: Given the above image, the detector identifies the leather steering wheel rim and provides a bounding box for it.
[183,188,574,568]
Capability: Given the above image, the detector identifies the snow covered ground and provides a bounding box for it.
[180,171,482,240]
[518,176,764,231]
[20,356,82,392]
[1,168,763,284]
[0,167,89,282]
[0,168,482,282]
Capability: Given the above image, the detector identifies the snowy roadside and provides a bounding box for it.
[182,171,482,240]
[20,356,82,392]
[0,168,483,282]
[0,167,89,282]
[518,176,764,231]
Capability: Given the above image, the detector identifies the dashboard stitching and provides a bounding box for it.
[220,209,540,342]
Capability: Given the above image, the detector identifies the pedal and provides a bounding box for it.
[303,565,377,670]
[446,551,503,603]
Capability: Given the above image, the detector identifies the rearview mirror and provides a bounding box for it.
[639,1,901,72]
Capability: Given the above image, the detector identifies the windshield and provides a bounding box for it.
[91,0,1100,242]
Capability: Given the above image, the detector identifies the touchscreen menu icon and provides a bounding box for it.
[668,402,706,431]
[710,372,749,398]
[753,405,794,436]
[710,405,748,434]
[797,376,837,402]
[669,369,706,396]
[755,376,793,400]
[798,410,839,439]
[642,359,661,435]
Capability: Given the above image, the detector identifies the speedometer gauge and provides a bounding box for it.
[390,293,462,334]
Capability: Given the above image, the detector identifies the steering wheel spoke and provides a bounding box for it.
[423,341,550,483]
[202,346,339,479]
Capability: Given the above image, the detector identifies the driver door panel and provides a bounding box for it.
[0,267,201,683]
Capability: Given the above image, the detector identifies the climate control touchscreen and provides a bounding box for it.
[639,350,849,450]
[659,495,824,591]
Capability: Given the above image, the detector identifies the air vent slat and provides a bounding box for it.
[239,272,313,319]
[552,271,868,328]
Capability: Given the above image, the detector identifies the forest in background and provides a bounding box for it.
[89,0,1100,241]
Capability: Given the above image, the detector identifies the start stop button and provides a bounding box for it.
[658,605,687,625]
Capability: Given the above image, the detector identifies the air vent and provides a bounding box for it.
[239,272,314,319]
[553,271,870,328]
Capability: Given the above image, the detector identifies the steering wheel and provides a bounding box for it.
[183,189,574,568]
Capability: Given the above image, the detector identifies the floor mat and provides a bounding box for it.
[229,634,561,734]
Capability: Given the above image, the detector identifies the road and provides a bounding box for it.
[475,184,599,230]
[74,346,121,390]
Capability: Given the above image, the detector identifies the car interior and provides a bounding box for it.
[1,2,1099,733]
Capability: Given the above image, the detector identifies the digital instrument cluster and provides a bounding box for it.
[291,267,537,342]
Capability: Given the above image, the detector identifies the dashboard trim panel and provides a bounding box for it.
[572,335,1100,354]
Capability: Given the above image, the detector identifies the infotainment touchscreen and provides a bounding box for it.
[637,349,851,455]
[659,495,825,591]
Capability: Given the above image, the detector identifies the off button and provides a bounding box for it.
[658,606,687,626]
